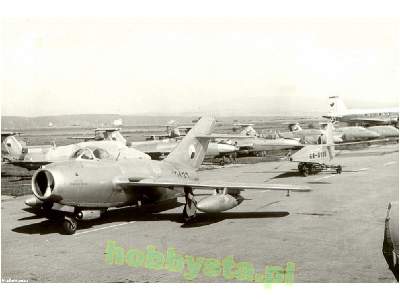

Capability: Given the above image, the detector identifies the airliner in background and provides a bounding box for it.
[323,96,399,127]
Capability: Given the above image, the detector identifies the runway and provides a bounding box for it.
[1,144,398,282]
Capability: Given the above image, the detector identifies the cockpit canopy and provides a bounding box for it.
[71,147,111,160]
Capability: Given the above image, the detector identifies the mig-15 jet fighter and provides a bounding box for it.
[289,122,342,176]
[4,137,149,170]
[70,125,238,162]
[288,122,392,176]
[212,123,303,157]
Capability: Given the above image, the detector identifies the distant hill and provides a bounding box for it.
[1,115,196,130]
[1,114,322,130]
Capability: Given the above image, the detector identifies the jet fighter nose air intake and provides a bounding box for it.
[32,170,55,200]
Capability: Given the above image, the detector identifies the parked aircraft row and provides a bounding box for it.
[14,112,396,234]
[2,98,398,281]
[22,116,311,234]
[2,133,150,170]
[2,117,398,170]
[280,122,399,142]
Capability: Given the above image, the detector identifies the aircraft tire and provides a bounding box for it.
[100,209,108,219]
[299,164,309,177]
[310,165,318,175]
[336,166,342,174]
[62,216,78,235]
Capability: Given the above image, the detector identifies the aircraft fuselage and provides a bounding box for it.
[31,158,197,208]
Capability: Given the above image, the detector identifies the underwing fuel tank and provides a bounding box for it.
[195,193,244,213]
[77,210,102,220]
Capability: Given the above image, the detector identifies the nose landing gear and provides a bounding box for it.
[298,162,342,176]
[183,187,197,223]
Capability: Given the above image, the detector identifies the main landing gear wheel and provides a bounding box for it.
[183,187,197,223]
[336,165,342,174]
[62,216,78,235]
[299,163,309,177]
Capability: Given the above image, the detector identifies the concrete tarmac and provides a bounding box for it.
[1,144,398,282]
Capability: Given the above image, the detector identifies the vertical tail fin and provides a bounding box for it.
[233,123,257,136]
[164,116,216,169]
[112,131,127,145]
[99,129,127,145]
[329,96,348,117]
[288,123,302,132]
[290,122,336,163]
[240,126,257,137]
[3,135,25,158]
[165,120,181,138]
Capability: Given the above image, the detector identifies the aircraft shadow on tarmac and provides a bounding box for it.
[180,211,289,228]
[13,203,290,234]
[271,170,339,180]
[243,169,335,179]
[243,169,302,179]
[271,171,302,179]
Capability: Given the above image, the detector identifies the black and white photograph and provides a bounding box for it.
[0,0,399,297]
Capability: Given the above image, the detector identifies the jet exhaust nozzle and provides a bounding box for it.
[32,169,55,200]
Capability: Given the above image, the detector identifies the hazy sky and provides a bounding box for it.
[2,17,399,116]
